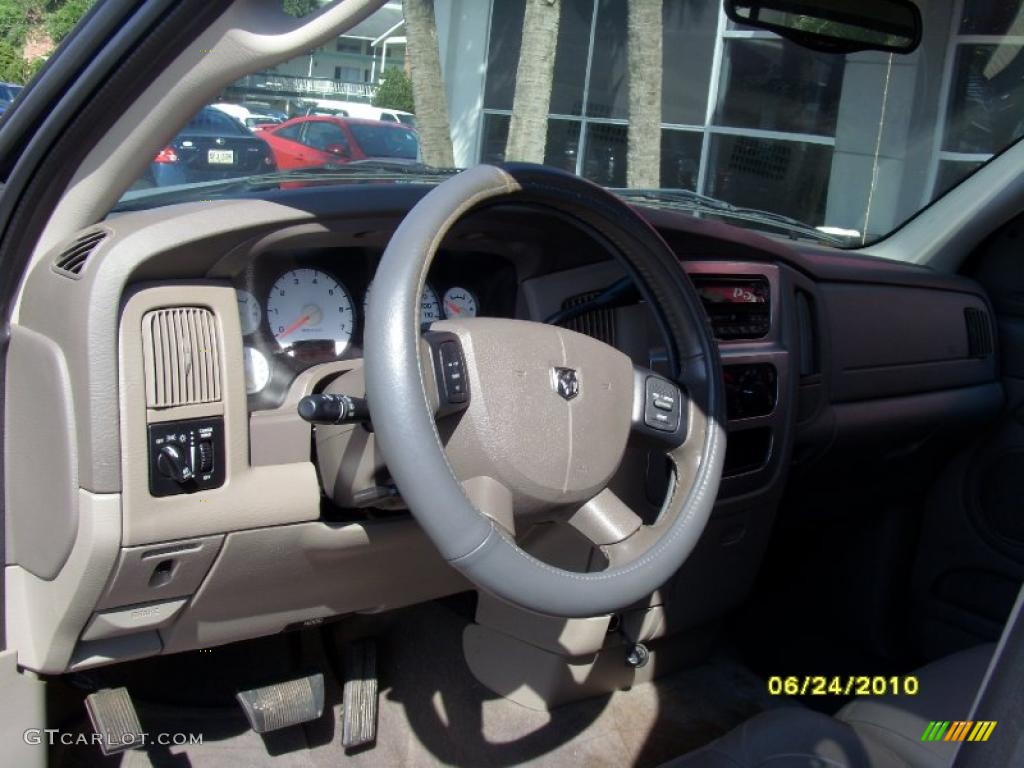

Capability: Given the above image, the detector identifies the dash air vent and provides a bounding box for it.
[142,308,222,408]
[560,290,616,346]
[795,290,819,377]
[52,230,107,277]
[964,307,993,358]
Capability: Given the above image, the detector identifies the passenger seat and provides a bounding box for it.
[662,643,994,767]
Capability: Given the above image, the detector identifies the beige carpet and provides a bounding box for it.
[54,601,786,767]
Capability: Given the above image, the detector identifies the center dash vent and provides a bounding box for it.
[559,290,616,346]
[52,229,107,277]
[142,308,222,408]
[964,307,993,358]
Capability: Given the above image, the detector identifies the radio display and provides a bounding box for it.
[695,279,769,305]
[691,276,771,340]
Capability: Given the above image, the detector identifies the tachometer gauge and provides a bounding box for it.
[243,346,270,394]
[236,289,262,336]
[364,280,442,326]
[266,268,354,356]
[442,286,478,319]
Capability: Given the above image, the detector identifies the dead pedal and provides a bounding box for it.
[342,640,378,749]
[84,687,144,756]
[236,672,325,734]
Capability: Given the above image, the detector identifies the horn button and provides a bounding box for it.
[430,318,635,513]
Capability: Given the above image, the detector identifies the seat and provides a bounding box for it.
[663,643,994,768]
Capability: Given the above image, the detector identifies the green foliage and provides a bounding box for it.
[0,0,96,84]
[0,40,32,85]
[282,0,323,18]
[373,67,415,114]
[45,0,96,44]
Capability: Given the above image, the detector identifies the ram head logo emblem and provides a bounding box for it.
[552,367,579,401]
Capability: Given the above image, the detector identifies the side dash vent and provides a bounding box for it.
[795,290,819,377]
[560,290,617,346]
[964,307,993,358]
[53,230,107,278]
[142,308,222,408]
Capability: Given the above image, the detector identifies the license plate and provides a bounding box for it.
[207,149,234,165]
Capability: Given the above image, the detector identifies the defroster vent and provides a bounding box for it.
[142,308,222,408]
[53,230,107,277]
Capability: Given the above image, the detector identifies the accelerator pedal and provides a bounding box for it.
[342,640,378,749]
[236,672,325,734]
[84,687,144,756]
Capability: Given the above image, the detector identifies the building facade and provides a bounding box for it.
[228,0,1024,242]
[258,1,407,101]
[430,0,1023,241]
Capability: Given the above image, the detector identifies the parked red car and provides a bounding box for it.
[259,116,421,169]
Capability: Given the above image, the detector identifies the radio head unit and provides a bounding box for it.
[691,275,770,340]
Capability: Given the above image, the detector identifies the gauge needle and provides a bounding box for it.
[446,300,461,316]
[277,313,311,339]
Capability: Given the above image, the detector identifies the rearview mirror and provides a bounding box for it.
[723,0,922,54]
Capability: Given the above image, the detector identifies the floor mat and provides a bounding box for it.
[53,602,785,767]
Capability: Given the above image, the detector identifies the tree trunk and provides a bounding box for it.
[505,0,561,164]
[627,0,663,188]
[403,0,455,167]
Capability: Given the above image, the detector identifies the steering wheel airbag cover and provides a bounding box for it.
[364,163,725,618]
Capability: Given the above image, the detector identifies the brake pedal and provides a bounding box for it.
[342,640,378,749]
[236,672,325,734]
[84,687,144,756]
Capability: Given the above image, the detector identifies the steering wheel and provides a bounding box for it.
[364,163,725,618]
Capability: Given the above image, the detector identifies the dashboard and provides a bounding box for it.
[5,182,1003,676]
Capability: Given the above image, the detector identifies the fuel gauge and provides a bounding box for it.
[442,286,478,319]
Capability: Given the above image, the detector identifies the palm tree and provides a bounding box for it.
[505,0,561,164]
[627,0,662,188]
[403,0,455,167]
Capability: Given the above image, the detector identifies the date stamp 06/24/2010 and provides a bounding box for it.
[767,675,920,697]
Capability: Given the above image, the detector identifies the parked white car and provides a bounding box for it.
[210,102,283,131]
[303,98,415,126]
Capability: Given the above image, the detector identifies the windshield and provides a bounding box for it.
[79,0,1024,248]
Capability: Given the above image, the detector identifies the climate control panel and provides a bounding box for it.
[148,417,225,497]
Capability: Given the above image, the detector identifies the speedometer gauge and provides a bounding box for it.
[267,268,354,356]
[364,280,442,325]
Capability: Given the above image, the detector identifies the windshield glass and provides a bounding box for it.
[94,0,1024,249]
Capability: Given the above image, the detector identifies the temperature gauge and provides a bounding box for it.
[442,286,478,319]
[236,289,262,336]
[243,346,270,394]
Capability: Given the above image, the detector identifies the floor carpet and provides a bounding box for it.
[53,601,786,767]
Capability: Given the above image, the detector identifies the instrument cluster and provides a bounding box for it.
[233,247,516,409]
